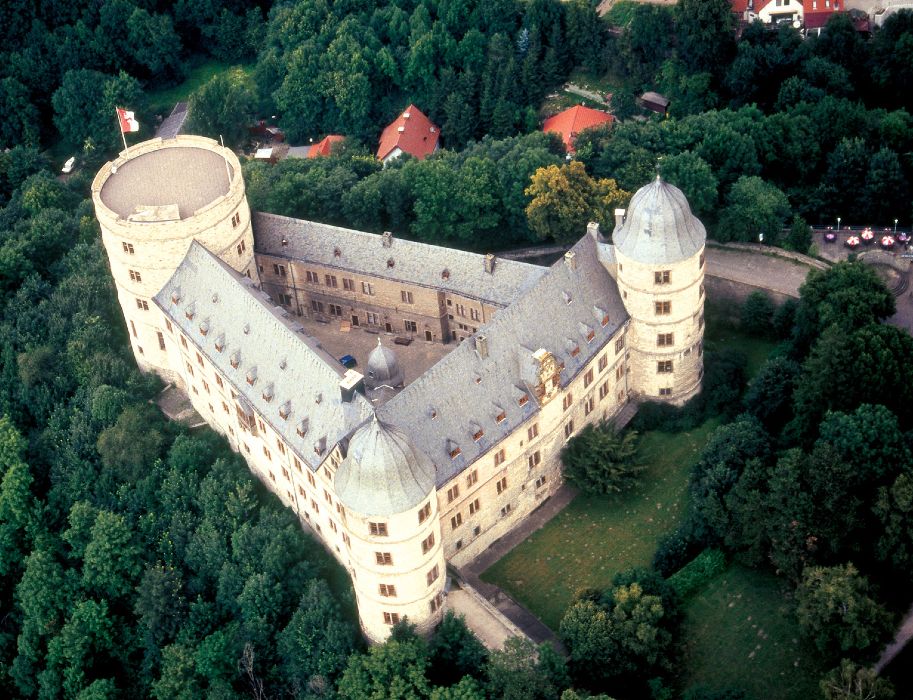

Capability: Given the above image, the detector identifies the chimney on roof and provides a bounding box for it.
[614,209,626,229]
[404,111,411,118]
[397,126,405,132]
[587,221,601,238]
[382,231,393,248]
[475,334,489,359]
[564,251,576,271]
[340,369,365,403]
[484,253,496,274]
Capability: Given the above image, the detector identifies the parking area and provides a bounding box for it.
[296,315,455,388]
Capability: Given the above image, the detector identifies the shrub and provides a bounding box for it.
[561,423,645,495]
[667,549,727,599]
[740,291,775,338]
[652,524,701,577]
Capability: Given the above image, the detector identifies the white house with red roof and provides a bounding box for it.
[542,105,614,155]
[377,105,440,164]
[731,0,843,28]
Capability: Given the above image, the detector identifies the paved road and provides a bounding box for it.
[705,246,814,298]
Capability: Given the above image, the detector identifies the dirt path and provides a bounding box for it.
[875,602,913,674]
[564,83,609,106]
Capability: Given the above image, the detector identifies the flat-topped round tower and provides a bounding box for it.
[614,176,706,404]
[92,135,258,378]
[335,416,445,642]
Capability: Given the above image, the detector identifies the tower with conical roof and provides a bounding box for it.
[612,176,706,404]
[365,338,405,391]
[335,415,445,642]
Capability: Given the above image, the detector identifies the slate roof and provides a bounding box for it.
[156,102,189,140]
[99,146,232,219]
[543,105,614,153]
[152,242,374,469]
[366,339,404,390]
[253,213,547,306]
[378,231,629,487]
[377,104,440,161]
[613,176,706,265]
[335,416,436,516]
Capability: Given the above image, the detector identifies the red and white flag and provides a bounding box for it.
[116,108,140,133]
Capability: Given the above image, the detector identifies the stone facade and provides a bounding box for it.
[93,137,705,644]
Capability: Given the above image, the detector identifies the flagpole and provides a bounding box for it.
[219,135,232,186]
[116,108,128,152]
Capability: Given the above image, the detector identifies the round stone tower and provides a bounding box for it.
[613,176,706,405]
[91,135,258,380]
[365,338,405,390]
[335,416,445,643]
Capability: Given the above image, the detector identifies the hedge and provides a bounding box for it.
[667,548,727,599]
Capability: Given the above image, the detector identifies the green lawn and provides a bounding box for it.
[704,321,778,381]
[146,61,254,116]
[480,419,719,631]
[680,564,825,700]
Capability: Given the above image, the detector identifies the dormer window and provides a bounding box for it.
[387,258,395,268]
[571,346,581,357]
[230,352,240,369]
[442,269,450,280]
[333,247,341,257]
[171,290,180,304]
[185,307,195,320]
[246,368,257,385]
[601,314,609,327]
[586,330,595,342]
[450,446,462,459]
[429,408,438,420]
[199,320,209,336]
[262,384,273,402]
[214,335,225,352]
[297,418,309,437]
[472,428,484,442]
[314,436,326,456]
[518,394,529,407]
[496,411,506,424]
[279,402,290,420]
[563,291,572,305]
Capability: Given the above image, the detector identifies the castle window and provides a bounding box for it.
[500,504,512,517]
[657,333,674,347]
[584,394,595,415]
[528,423,539,440]
[262,445,271,460]
[450,513,462,530]
[281,467,290,480]
[404,320,417,333]
[166,319,173,333]
[615,337,625,353]
[375,552,393,566]
[122,241,134,254]
[273,264,286,277]
[329,304,343,317]
[564,421,575,439]
[616,365,624,380]
[535,476,547,489]
[379,584,396,597]
[496,477,508,495]
[325,274,338,288]
[599,381,610,400]
[699,253,705,268]
[469,498,480,515]
[598,354,608,371]
[562,393,573,411]
[185,362,194,377]
[179,335,187,349]
[430,593,443,613]
[655,301,671,315]
[231,212,240,227]
[362,281,374,295]
[202,380,210,394]
[655,270,671,285]
[343,278,354,291]
[157,332,165,351]
[222,401,229,414]
[383,612,400,625]
[307,472,316,488]
[418,501,431,524]
[447,485,460,503]
[311,300,324,314]
[293,456,301,472]
[659,387,673,396]
[657,360,673,374]
[421,533,435,554]
[528,451,541,469]
[128,269,142,283]
[466,470,478,487]
[494,448,506,467]
[305,271,317,283]
[583,368,594,388]
[401,290,414,304]
[470,308,481,321]
[135,299,148,311]
[427,565,440,585]
[236,240,246,255]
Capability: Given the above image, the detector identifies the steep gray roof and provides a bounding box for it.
[613,176,706,265]
[334,416,436,516]
[253,213,547,306]
[378,232,629,487]
[366,339,404,390]
[152,242,373,469]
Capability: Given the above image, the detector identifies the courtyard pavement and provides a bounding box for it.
[704,246,814,298]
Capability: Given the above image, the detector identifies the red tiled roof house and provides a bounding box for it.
[542,105,614,155]
[377,105,440,164]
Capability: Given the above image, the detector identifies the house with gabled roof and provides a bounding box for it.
[377,104,440,164]
[542,104,614,154]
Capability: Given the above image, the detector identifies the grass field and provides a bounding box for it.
[146,61,254,116]
[680,564,824,700]
[480,419,718,631]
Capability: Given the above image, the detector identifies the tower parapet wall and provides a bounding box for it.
[92,136,257,379]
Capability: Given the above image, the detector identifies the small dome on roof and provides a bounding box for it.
[366,338,404,390]
[335,416,436,517]
[613,176,706,265]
